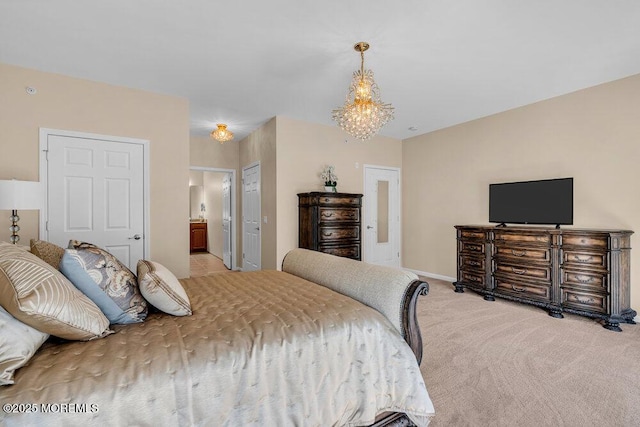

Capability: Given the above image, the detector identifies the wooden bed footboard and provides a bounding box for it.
[401,279,429,365]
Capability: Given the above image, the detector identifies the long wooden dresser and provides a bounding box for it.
[298,192,362,260]
[454,225,636,331]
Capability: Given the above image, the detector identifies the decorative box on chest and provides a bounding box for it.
[298,192,363,260]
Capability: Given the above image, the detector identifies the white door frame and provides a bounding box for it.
[242,161,261,271]
[39,128,151,259]
[363,164,401,267]
[189,166,238,271]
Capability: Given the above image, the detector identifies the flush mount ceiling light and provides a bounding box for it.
[210,124,234,143]
[332,42,395,141]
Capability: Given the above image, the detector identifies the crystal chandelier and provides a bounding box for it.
[210,124,234,143]
[332,42,394,141]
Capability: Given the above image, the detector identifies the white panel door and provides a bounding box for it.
[222,172,232,269]
[46,134,145,270]
[364,166,400,267]
[242,163,260,271]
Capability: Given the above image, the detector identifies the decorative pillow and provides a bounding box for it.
[30,239,65,269]
[0,242,112,341]
[0,305,49,385]
[137,260,192,316]
[60,241,148,324]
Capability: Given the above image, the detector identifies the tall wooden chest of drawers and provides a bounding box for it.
[298,192,363,260]
[454,225,635,331]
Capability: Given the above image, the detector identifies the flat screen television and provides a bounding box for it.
[489,178,573,226]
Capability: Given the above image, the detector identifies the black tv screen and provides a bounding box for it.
[489,178,573,226]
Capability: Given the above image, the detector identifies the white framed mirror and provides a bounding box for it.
[189,185,204,219]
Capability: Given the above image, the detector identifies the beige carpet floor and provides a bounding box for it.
[417,278,640,427]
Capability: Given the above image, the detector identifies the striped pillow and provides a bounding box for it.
[0,242,111,341]
[137,260,192,316]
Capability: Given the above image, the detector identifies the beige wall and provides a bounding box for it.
[275,116,403,267]
[403,73,640,312]
[0,63,190,277]
[238,118,278,269]
[190,135,239,171]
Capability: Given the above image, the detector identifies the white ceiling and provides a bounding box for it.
[2,1,640,141]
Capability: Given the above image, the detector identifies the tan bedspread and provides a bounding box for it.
[1,271,434,426]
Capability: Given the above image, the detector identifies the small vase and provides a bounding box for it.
[324,185,337,193]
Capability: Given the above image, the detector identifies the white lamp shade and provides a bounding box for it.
[0,180,42,210]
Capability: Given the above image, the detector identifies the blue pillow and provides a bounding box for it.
[59,242,147,324]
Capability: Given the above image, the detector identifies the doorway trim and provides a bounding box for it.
[39,128,150,259]
[363,164,402,267]
[189,166,238,271]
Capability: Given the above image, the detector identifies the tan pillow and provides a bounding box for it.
[0,242,112,341]
[30,239,65,269]
[137,260,192,316]
[0,305,49,385]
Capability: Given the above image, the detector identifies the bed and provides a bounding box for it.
[0,247,434,426]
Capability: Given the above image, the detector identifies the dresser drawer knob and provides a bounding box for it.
[511,249,527,257]
[574,255,593,263]
[323,232,333,237]
[511,285,526,292]
[511,267,527,275]
[322,212,334,218]
[576,275,594,284]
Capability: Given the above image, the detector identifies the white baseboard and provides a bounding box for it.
[404,268,456,283]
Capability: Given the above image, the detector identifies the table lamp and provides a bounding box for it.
[0,179,42,244]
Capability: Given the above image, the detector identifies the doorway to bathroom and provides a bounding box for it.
[189,166,237,275]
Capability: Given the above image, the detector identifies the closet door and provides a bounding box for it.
[45,133,145,270]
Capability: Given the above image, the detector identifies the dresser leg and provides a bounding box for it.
[548,309,564,319]
[453,282,465,293]
[603,320,622,332]
[483,294,495,301]
[621,309,637,324]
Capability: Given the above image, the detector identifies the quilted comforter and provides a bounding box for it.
[1,270,434,426]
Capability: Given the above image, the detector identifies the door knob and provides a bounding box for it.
[367,226,374,229]
[128,234,142,240]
